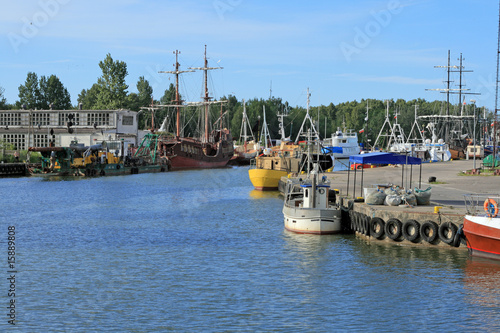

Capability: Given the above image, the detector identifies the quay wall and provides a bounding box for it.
[0,163,26,177]
[340,198,466,249]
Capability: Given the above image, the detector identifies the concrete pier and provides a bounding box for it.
[328,159,494,248]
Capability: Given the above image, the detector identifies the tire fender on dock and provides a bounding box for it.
[385,218,403,241]
[402,220,421,243]
[420,221,439,244]
[370,217,385,239]
[364,216,371,236]
[438,222,458,245]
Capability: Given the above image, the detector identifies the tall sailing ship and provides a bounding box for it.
[154,47,233,170]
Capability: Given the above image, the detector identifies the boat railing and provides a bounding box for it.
[464,194,500,215]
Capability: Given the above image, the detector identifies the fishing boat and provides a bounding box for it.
[322,127,361,158]
[463,194,500,260]
[282,161,341,235]
[248,90,333,190]
[228,99,259,166]
[249,141,303,190]
[155,46,233,170]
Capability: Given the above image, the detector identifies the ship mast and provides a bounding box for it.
[189,45,223,144]
[494,3,500,164]
[426,50,479,142]
[295,88,320,143]
[158,50,194,139]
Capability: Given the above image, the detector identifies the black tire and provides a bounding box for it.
[403,220,421,243]
[364,216,371,236]
[438,222,458,245]
[385,218,403,241]
[355,213,361,233]
[370,217,385,239]
[361,215,367,234]
[349,211,355,232]
[420,221,439,243]
[452,225,463,248]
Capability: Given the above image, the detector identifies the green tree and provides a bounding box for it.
[94,53,129,109]
[152,83,180,131]
[0,86,7,109]
[160,83,177,104]
[125,93,141,112]
[18,72,41,109]
[137,76,153,107]
[77,84,101,109]
[38,75,71,109]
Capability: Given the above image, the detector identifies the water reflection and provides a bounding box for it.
[249,189,281,200]
[464,258,500,308]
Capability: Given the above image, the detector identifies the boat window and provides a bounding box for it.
[305,189,308,198]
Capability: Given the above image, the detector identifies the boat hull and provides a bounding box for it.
[463,215,500,260]
[168,155,230,170]
[160,136,233,170]
[248,168,287,191]
[283,205,342,235]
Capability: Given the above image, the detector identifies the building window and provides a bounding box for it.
[33,134,49,148]
[122,116,133,126]
[31,113,50,126]
[0,113,21,126]
[59,113,80,126]
[87,113,111,126]
[2,134,26,150]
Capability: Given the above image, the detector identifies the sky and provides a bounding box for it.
[0,0,498,111]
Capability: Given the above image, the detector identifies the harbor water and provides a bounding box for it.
[2,167,500,332]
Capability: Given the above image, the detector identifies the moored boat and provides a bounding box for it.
[282,163,341,234]
[463,194,500,260]
[155,46,233,170]
[248,141,303,190]
[322,127,361,158]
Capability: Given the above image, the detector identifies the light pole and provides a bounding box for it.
[471,99,477,169]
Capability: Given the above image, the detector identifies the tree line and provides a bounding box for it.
[0,53,493,146]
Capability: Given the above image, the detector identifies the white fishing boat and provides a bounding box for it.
[322,127,361,158]
[282,163,341,234]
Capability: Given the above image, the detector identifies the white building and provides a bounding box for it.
[0,108,142,153]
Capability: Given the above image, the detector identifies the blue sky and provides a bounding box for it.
[0,0,498,110]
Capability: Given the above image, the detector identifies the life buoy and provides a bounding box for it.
[483,198,499,217]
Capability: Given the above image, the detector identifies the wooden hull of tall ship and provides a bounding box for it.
[463,215,500,260]
[159,136,234,170]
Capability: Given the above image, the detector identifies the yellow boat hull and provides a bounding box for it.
[248,168,287,191]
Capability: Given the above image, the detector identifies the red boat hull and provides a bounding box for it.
[169,154,231,170]
[463,215,500,260]
[159,134,234,170]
